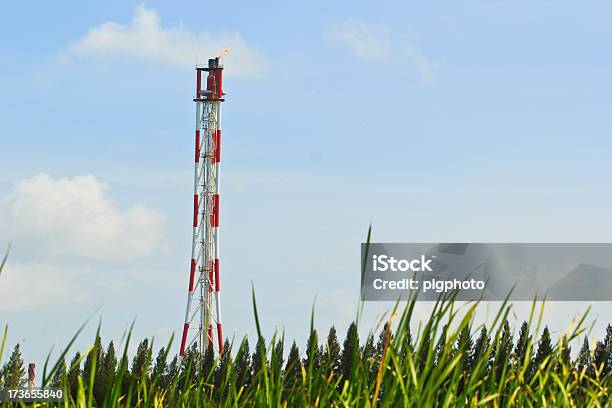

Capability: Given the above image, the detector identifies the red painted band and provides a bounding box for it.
[213,194,219,227]
[195,129,200,163]
[212,130,217,163]
[215,258,220,292]
[196,70,201,98]
[215,130,221,163]
[207,324,213,344]
[188,259,196,291]
[207,74,214,99]
[193,194,198,227]
[179,323,189,356]
[210,131,215,163]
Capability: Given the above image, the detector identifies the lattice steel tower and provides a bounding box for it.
[180,57,224,356]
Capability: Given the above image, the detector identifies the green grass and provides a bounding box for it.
[1,292,610,406]
[1,246,611,407]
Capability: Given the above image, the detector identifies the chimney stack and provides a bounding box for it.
[28,363,35,388]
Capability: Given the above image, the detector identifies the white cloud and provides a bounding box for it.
[327,19,435,84]
[403,45,434,85]
[3,173,165,262]
[0,262,85,312]
[66,5,267,77]
[327,19,392,60]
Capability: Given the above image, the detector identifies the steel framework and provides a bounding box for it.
[180,57,224,356]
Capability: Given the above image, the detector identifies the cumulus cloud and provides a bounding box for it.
[3,173,165,262]
[0,262,85,312]
[327,19,434,84]
[66,5,267,77]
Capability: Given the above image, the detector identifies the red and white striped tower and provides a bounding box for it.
[180,57,224,356]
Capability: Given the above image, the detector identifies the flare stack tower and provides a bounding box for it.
[180,57,225,356]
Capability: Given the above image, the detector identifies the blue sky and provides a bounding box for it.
[1,1,612,369]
